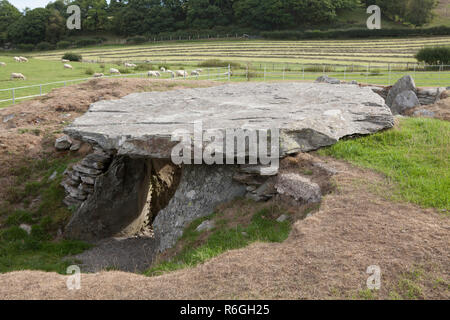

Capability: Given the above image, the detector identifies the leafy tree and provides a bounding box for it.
[7,8,51,44]
[0,0,21,44]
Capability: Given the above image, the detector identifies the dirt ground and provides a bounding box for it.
[0,157,448,300]
[404,90,450,121]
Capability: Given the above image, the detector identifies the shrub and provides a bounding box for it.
[36,42,54,51]
[126,36,147,44]
[134,63,154,71]
[415,47,450,65]
[75,38,101,47]
[198,59,241,68]
[62,52,82,62]
[16,43,35,51]
[56,40,72,49]
[85,67,95,75]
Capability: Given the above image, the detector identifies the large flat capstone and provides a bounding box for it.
[64,82,394,157]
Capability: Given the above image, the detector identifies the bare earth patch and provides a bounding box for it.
[0,157,447,300]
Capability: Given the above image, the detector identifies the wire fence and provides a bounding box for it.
[0,66,230,105]
[1,63,448,106]
[231,63,450,87]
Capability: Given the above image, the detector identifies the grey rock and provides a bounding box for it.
[153,164,246,252]
[315,75,341,84]
[413,109,435,117]
[386,75,416,107]
[70,140,81,151]
[80,152,111,170]
[239,165,278,176]
[275,173,321,203]
[64,83,393,158]
[48,171,58,181]
[2,114,15,123]
[312,161,338,175]
[80,175,96,185]
[196,220,215,232]
[276,214,289,223]
[446,86,450,90]
[63,196,83,208]
[19,224,32,235]
[72,164,102,176]
[55,135,72,150]
[391,90,420,115]
[65,156,153,241]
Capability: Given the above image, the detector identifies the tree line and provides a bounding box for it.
[0,0,439,47]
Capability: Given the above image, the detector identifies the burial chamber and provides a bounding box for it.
[61,82,394,252]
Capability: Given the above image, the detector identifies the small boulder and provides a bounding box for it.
[196,220,215,232]
[413,109,435,118]
[386,75,416,107]
[275,173,321,203]
[19,224,32,235]
[55,135,72,150]
[315,75,340,84]
[276,214,289,223]
[391,90,420,115]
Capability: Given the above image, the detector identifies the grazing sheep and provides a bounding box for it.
[14,57,21,62]
[124,63,136,68]
[11,73,26,80]
[160,67,166,72]
[166,70,175,78]
[148,71,161,77]
[19,57,28,62]
[196,69,203,73]
[0,62,5,67]
[176,70,188,77]
[93,73,104,78]
[191,70,200,76]
[110,68,120,75]
[61,59,70,63]
[63,64,73,69]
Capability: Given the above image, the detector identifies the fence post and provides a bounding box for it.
[246,64,248,81]
[302,66,304,80]
[366,64,369,83]
[283,66,285,80]
[264,65,266,81]
[388,64,391,85]
[344,66,346,81]
[12,88,15,104]
[323,64,325,75]
[228,64,231,81]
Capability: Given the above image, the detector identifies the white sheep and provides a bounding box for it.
[175,70,188,77]
[14,57,21,62]
[93,73,104,78]
[19,56,28,62]
[0,62,5,67]
[191,70,200,76]
[148,71,161,77]
[124,63,136,68]
[196,69,203,73]
[160,67,166,72]
[11,73,26,80]
[64,64,73,69]
[166,70,175,78]
[61,59,70,63]
[110,68,120,75]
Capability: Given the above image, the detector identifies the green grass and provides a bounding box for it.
[144,207,291,276]
[0,155,91,273]
[319,118,449,210]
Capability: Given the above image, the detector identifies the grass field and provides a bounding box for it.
[1,36,450,108]
[319,117,450,210]
[29,36,450,66]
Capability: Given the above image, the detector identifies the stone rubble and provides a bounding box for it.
[60,150,112,208]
